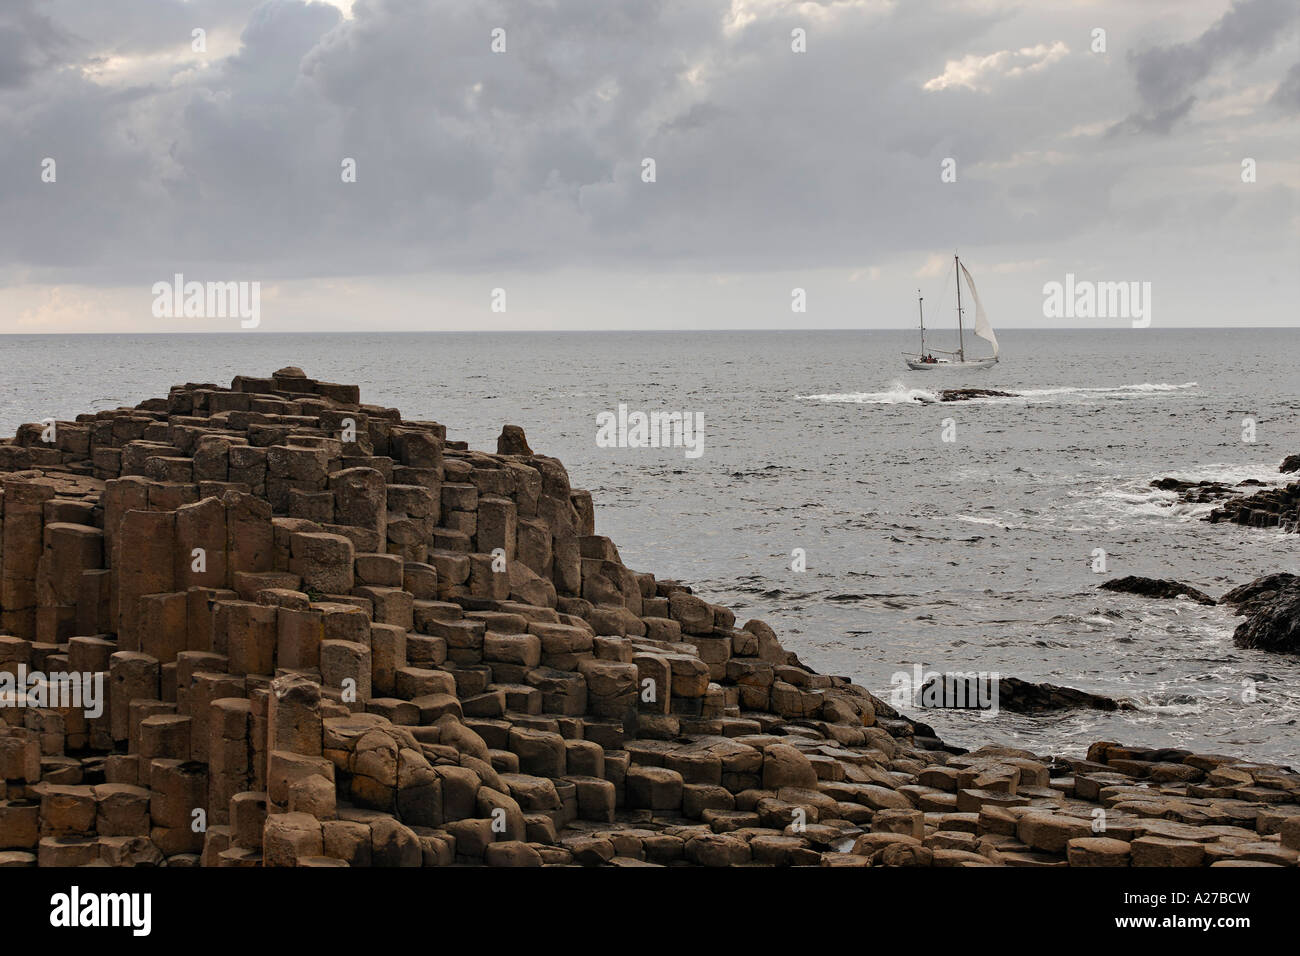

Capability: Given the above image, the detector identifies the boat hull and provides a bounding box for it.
[905,357,998,371]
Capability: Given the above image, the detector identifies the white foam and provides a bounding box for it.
[948,514,1012,529]
[1152,462,1288,486]
[1015,382,1197,398]
[1085,462,1292,524]
[1126,695,1209,717]
[798,385,938,405]
[797,382,1198,406]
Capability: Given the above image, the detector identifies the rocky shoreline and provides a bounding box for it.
[1139,453,1300,652]
[1148,459,1300,532]
[0,368,1296,867]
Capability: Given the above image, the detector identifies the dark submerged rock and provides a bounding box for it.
[1098,575,1217,606]
[920,675,1126,713]
[996,678,1128,714]
[1150,477,1243,503]
[938,388,1016,402]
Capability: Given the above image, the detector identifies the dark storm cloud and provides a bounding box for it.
[1116,0,1300,133]
[0,0,1295,291]
[0,0,69,89]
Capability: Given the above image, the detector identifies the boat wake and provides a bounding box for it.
[797,382,1198,405]
[798,385,939,404]
[1017,382,1198,398]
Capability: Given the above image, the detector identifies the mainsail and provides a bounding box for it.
[959,262,998,358]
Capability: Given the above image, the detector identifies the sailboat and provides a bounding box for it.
[904,254,999,370]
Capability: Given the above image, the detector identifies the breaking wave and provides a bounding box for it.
[798,382,1198,405]
[1016,382,1198,397]
[797,385,939,404]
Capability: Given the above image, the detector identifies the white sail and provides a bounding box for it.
[959,262,998,358]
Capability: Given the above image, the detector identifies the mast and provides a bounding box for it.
[954,253,965,362]
[917,289,925,356]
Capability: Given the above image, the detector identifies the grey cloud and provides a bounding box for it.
[0,0,1294,294]
[1106,94,1197,138]
[1127,0,1298,119]
[1271,61,1300,110]
[0,0,69,89]
[46,0,269,59]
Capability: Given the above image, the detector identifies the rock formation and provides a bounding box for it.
[0,369,1296,867]
[1220,573,1300,654]
[1150,476,1263,504]
[1205,457,1300,531]
[938,388,1016,402]
[918,676,1130,714]
[1221,573,1300,614]
[1098,576,1217,606]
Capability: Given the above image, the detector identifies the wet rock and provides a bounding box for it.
[1206,480,1300,532]
[1220,573,1300,614]
[1099,575,1216,605]
[996,678,1127,714]
[1227,577,1300,653]
[1149,477,1241,503]
[938,388,1016,402]
[919,675,1124,713]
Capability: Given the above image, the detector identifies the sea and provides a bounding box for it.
[1,328,1297,764]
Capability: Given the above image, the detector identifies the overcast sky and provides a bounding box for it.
[1,0,1297,332]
